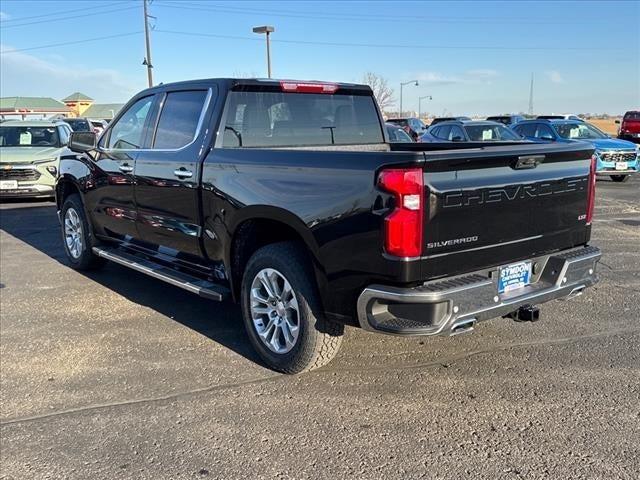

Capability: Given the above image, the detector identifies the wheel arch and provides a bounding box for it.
[226,206,328,306]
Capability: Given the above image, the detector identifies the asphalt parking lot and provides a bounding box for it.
[1,175,638,479]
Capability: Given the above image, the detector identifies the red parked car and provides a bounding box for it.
[617,111,640,143]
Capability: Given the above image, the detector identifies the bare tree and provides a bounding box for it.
[362,72,395,111]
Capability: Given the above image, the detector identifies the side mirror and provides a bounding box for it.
[539,135,555,141]
[68,131,97,153]
[615,120,620,124]
[451,136,465,142]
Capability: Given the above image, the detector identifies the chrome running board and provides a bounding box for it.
[92,246,229,301]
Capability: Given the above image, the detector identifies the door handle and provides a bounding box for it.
[119,164,133,173]
[173,169,193,179]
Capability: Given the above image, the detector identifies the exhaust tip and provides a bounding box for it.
[450,318,476,336]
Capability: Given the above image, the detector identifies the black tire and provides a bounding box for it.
[241,242,344,374]
[60,194,105,271]
[610,175,629,183]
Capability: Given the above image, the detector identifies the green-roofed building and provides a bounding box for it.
[83,103,125,121]
[61,92,94,103]
[0,97,71,119]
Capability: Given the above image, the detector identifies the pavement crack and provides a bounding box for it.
[0,374,281,427]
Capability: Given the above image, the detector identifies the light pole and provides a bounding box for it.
[253,25,275,78]
[418,95,433,119]
[399,80,418,117]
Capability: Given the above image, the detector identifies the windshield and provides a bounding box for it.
[464,124,521,141]
[0,126,60,147]
[554,122,607,140]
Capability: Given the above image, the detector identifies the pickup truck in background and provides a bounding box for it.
[56,78,601,373]
[617,111,640,143]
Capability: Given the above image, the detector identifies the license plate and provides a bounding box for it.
[499,261,532,293]
[615,162,628,171]
[0,180,18,190]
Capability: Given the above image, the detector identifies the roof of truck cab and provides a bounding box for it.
[137,78,372,95]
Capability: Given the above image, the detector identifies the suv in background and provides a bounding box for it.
[385,117,425,140]
[513,118,639,182]
[617,111,640,143]
[486,114,525,126]
[420,120,522,143]
[0,120,72,198]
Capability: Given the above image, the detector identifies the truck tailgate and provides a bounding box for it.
[420,143,594,279]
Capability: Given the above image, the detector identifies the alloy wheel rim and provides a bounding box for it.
[250,268,300,354]
[64,208,83,259]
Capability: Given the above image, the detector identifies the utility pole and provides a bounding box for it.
[528,73,534,116]
[143,0,154,88]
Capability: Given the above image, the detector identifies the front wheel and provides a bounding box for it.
[610,175,629,183]
[241,242,344,374]
[60,194,105,270]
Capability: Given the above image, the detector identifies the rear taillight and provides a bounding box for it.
[378,168,424,257]
[586,154,596,225]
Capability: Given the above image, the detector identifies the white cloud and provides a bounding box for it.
[546,70,564,84]
[0,11,10,21]
[416,69,500,85]
[0,44,142,103]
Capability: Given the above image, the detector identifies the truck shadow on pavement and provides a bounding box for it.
[0,201,263,367]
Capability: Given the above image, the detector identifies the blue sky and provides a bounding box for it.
[1,0,638,115]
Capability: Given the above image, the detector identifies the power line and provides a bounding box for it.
[0,1,131,23]
[0,32,143,55]
[154,29,614,51]
[1,5,139,29]
[155,0,601,25]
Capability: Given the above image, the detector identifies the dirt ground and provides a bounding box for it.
[586,118,620,135]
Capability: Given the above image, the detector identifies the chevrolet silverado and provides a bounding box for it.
[56,78,601,373]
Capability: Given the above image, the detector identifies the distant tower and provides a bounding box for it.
[528,73,534,116]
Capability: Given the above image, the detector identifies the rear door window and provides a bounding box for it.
[221,90,383,148]
[434,125,451,140]
[449,125,465,141]
[153,90,209,149]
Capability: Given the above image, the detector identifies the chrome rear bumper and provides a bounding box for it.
[357,246,601,336]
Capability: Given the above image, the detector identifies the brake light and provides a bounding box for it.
[280,81,339,94]
[378,168,424,257]
[586,154,596,225]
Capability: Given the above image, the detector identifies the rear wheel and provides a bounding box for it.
[60,194,105,270]
[241,242,344,374]
[610,175,629,182]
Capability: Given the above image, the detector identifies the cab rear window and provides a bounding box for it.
[221,91,383,148]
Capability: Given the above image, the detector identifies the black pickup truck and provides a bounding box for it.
[56,78,601,373]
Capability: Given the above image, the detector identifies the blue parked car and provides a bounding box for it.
[513,119,639,182]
